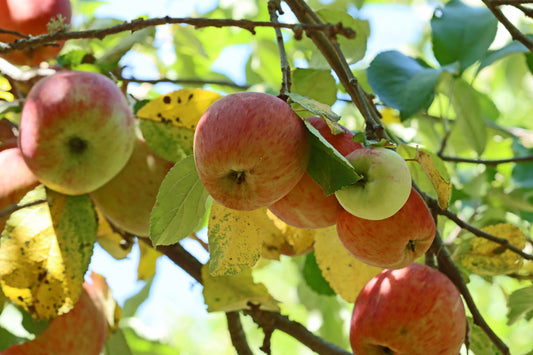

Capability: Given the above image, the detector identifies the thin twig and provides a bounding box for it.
[0,199,48,219]
[481,0,533,51]
[429,233,510,355]
[119,75,250,90]
[226,312,254,355]
[0,16,355,55]
[268,0,292,97]
[440,154,533,165]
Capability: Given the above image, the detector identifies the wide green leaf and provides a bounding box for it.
[450,78,488,155]
[431,0,498,71]
[291,69,337,106]
[150,156,209,246]
[303,119,360,195]
[478,35,533,73]
[303,251,335,296]
[507,286,533,325]
[367,50,442,119]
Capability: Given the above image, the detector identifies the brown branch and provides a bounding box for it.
[429,233,510,355]
[244,305,352,355]
[140,238,350,354]
[440,154,533,165]
[481,0,533,51]
[119,75,251,90]
[0,16,355,55]
[422,193,533,261]
[268,0,292,98]
[283,0,386,142]
[0,199,48,219]
[226,312,254,355]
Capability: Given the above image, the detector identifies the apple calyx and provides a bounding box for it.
[67,136,88,154]
[229,170,246,185]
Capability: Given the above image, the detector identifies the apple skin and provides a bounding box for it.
[2,280,108,355]
[336,188,435,269]
[334,147,412,220]
[350,263,466,355]
[0,0,72,66]
[18,70,135,195]
[193,92,310,211]
[268,116,362,229]
[0,146,40,232]
[91,137,174,237]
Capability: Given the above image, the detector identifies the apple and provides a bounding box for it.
[91,136,174,237]
[334,147,412,220]
[336,188,436,269]
[268,116,362,229]
[350,263,466,355]
[2,279,108,355]
[0,146,39,232]
[193,92,310,211]
[0,0,72,66]
[18,70,135,195]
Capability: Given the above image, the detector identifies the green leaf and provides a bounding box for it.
[450,78,488,155]
[431,0,498,71]
[467,317,499,355]
[150,156,209,246]
[139,119,195,163]
[303,251,335,296]
[316,9,369,65]
[367,50,442,119]
[291,69,337,106]
[103,328,133,355]
[478,35,533,73]
[303,119,360,195]
[287,92,341,122]
[121,277,154,318]
[507,286,533,325]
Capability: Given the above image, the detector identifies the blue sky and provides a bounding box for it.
[87,0,430,334]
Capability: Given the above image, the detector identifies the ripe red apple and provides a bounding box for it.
[350,263,466,354]
[268,116,362,229]
[193,92,310,210]
[2,279,108,355]
[0,0,72,66]
[336,188,435,269]
[91,137,174,237]
[0,146,39,231]
[335,147,412,220]
[18,70,136,195]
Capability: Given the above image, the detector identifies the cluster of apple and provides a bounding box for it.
[194,91,466,354]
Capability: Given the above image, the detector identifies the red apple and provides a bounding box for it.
[350,263,466,354]
[0,0,72,66]
[336,188,435,269]
[91,137,174,237]
[0,146,39,231]
[268,116,362,229]
[2,279,108,355]
[18,70,136,195]
[193,92,310,210]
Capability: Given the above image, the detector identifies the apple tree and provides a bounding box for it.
[1,0,533,354]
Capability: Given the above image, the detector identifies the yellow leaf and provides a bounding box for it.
[202,262,279,313]
[137,88,222,129]
[414,147,451,209]
[313,226,382,302]
[208,202,279,276]
[0,76,14,102]
[137,242,161,281]
[0,186,97,319]
[95,209,132,260]
[262,210,315,260]
[380,107,401,124]
[457,223,526,276]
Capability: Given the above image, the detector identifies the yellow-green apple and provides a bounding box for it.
[0,146,39,231]
[350,263,466,354]
[334,147,411,220]
[0,0,72,66]
[91,136,173,237]
[18,70,135,195]
[193,92,310,210]
[336,188,435,269]
[269,116,362,229]
[2,279,108,355]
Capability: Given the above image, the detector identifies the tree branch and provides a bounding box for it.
[429,233,510,355]
[268,0,292,97]
[0,16,355,55]
[481,0,533,51]
[440,154,533,165]
[283,0,386,142]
